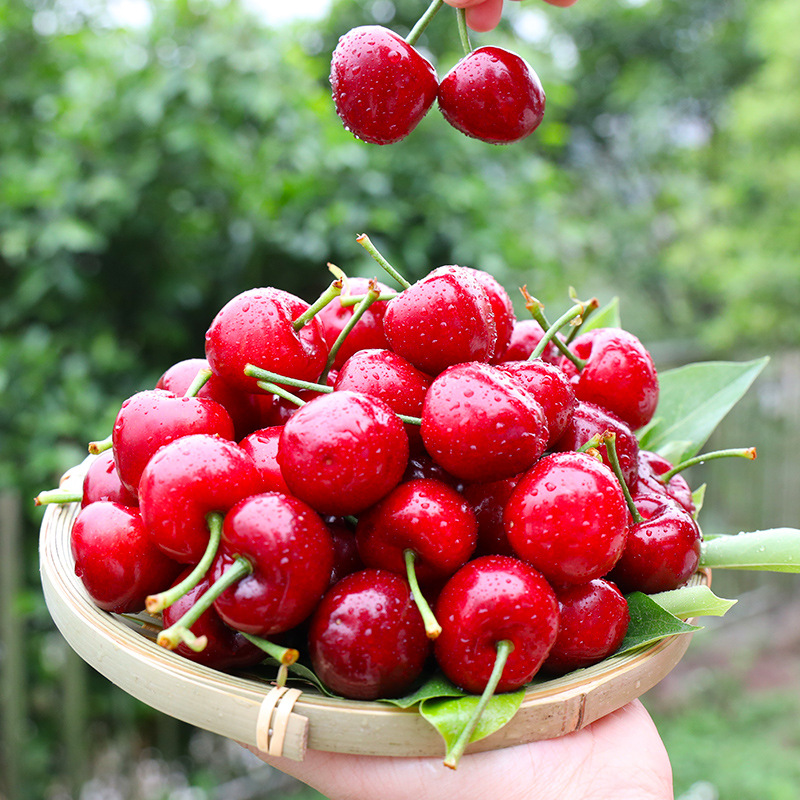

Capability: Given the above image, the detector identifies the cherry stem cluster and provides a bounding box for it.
[602,432,644,524]
[356,234,412,290]
[403,549,442,640]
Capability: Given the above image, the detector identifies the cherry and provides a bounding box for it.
[156,357,263,439]
[498,319,562,364]
[316,277,393,369]
[466,268,516,361]
[461,475,521,557]
[504,451,629,585]
[608,498,702,595]
[437,46,545,145]
[559,327,659,431]
[421,361,548,483]
[238,426,291,495]
[403,451,463,491]
[327,517,364,587]
[308,569,431,699]
[112,388,235,497]
[258,370,337,428]
[542,579,630,675]
[208,493,335,637]
[498,358,577,447]
[138,433,266,564]
[277,390,409,516]
[330,26,438,146]
[70,501,182,613]
[81,449,138,508]
[554,400,640,490]
[204,287,329,396]
[382,265,497,375]
[635,449,696,516]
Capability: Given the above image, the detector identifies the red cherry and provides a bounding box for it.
[461,475,521,557]
[543,579,630,675]
[559,327,659,431]
[210,492,335,636]
[326,517,364,587]
[330,26,438,145]
[138,434,266,564]
[437,47,545,145]
[112,388,235,497]
[308,569,431,699]
[382,266,497,375]
[635,449,696,515]
[498,319,561,364]
[504,451,629,585]
[238,426,291,495]
[277,390,409,516]
[466,267,516,361]
[71,501,181,613]
[434,555,559,694]
[204,287,329,395]
[81,449,138,508]
[258,370,337,428]
[421,361,548,483]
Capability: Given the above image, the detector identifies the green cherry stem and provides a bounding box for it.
[293,279,343,332]
[256,382,307,407]
[338,291,398,307]
[34,487,82,506]
[241,633,300,666]
[603,432,644,524]
[184,367,212,398]
[157,556,253,652]
[443,639,515,769]
[88,434,113,455]
[403,549,442,640]
[521,288,593,368]
[529,296,600,362]
[563,287,600,344]
[244,364,333,395]
[406,0,445,46]
[660,447,757,484]
[145,512,223,614]
[456,8,473,56]
[356,234,412,290]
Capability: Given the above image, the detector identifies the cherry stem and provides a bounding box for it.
[456,8,472,56]
[660,447,757,484]
[157,556,252,652]
[256,382,307,407]
[88,434,113,455]
[145,512,223,614]
[356,234,411,290]
[529,296,599,362]
[403,549,442,639]
[339,291,398,307]
[244,364,333,395]
[34,487,82,506]
[521,288,593,369]
[293,279,343,332]
[241,632,300,666]
[321,279,382,383]
[443,639,515,769]
[563,287,600,344]
[603,432,644,524]
[406,0,444,46]
[184,367,212,398]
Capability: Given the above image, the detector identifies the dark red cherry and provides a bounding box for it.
[498,319,561,364]
[71,501,181,613]
[81,449,138,508]
[437,46,545,145]
[326,517,364,587]
[277,390,409,516]
[504,451,629,585]
[239,426,291,495]
[461,475,521,557]
[308,569,431,699]
[433,555,559,694]
[543,579,630,675]
[635,449,696,516]
[330,26,438,145]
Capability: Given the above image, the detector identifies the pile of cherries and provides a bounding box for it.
[330,17,546,146]
[52,253,706,713]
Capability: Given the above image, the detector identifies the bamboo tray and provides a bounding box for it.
[39,459,700,762]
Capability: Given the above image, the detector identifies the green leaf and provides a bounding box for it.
[616,592,701,657]
[418,688,525,756]
[383,673,466,709]
[700,528,800,572]
[582,296,621,331]
[649,585,737,618]
[638,358,769,463]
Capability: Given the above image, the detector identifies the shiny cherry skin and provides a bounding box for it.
[277,390,409,516]
[466,268,516,361]
[81,450,138,508]
[316,277,393,369]
[434,555,559,694]
[259,371,337,428]
[161,570,265,671]
[330,26,438,145]
[238,426,291,494]
[461,474,521,557]
[205,287,329,395]
[355,478,478,585]
[112,388,235,497]
[421,361,548,483]
[504,451,629,585]
[402,451,463,491]
[326,517,364,587]
[71,501,182,613]
[138,434,266,564]
[543,579,630,675]
[635,449,696,515]
[437,46,545,145]
[559,327,659,431]
[609,498,702,595]
[382,266,497,375]
[498,319,561,364]
[211,492,335,636]
[308,569,431,699]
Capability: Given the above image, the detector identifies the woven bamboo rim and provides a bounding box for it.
[39,458,702,760]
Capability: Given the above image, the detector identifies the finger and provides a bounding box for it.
[463,0,504,32]
[442,0,491,8]
[541,0,580,7]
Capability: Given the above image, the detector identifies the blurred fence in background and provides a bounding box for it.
[1,351,798,800]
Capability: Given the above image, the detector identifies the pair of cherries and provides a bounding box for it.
[330,25,545,145]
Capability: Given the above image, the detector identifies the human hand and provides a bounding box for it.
[242,699,673,800]
[443,0,579,33]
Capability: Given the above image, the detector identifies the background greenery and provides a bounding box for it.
[1,0,798,797]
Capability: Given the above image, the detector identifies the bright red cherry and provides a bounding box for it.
[238,426,291,495]
[504,451,629,585]
[81,450,138,508]
[330,26,438,145]
[308,569,431,699]
[437,46,545,145]
[498,319,561,364]
[635,449,696,516]
[466,268,516,361]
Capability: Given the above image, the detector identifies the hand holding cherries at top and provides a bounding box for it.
[443,0,579,33]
